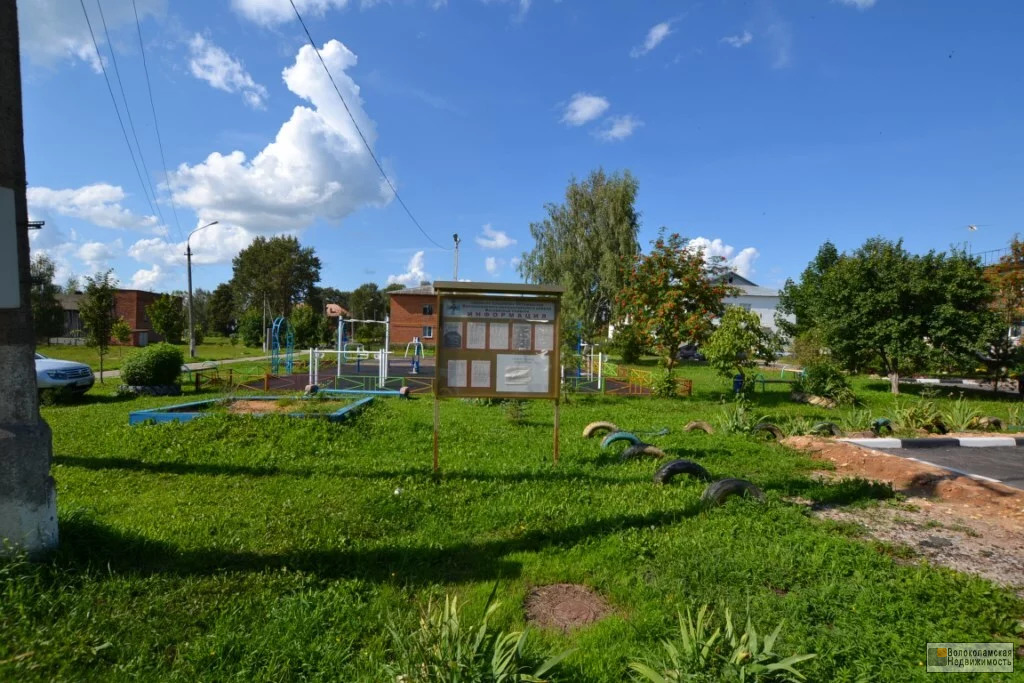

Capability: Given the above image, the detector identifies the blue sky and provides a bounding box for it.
[19,0,1024,295]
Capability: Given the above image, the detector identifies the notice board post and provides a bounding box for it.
[432,281,564,471]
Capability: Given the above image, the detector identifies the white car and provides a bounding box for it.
[35,353,95,394]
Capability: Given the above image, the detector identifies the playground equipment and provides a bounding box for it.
[270,316,294,375]
[404,337,424,375]
[561,343,605,390]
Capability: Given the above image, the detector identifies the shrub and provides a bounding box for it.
[795,362,855,405]
[652,369,679,398]
[120,343,184,386]
[609,322,646,364]
[503,399,526,425]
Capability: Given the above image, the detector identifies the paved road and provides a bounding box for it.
[889,447,1024,491]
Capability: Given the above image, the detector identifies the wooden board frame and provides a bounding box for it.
[433,287,562,400]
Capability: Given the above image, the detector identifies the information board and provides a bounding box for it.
[433,284,562,400]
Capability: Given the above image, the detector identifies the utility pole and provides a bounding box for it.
[0,0,59,555]
[453,233,461,280]
[185,220,218,358]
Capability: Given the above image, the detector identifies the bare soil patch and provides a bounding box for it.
[227,400,290,415]
[785,436,1024,592]
[524,584,612,633]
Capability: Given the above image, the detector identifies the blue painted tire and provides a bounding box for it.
[601,431,642,450]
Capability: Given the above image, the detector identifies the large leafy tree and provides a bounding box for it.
[208,283,235,335]
[146,294,185,344]
[618,232,734,371]
[704,306,784,381]
[776,241,839,339]
[986,237,1024,333]
[290,304,330,348]
[230,236,321,316]
[811,238,995,394]
[350,282,386,320]
[29,253,64,342]
[518,168,640,340]
[79,270,117,382]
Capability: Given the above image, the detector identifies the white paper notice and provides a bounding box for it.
[496,354,550,393]
[447,359,467,388]
[466,321,487,350]
[533,323,554,352]
[512,323,532,351]
[489,323,509,350]
[470,360,491,388]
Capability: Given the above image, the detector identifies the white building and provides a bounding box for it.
[721,272,793,335]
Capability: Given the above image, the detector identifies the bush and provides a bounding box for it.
[609,323,646,364]
[120,343,184,386]
[238,309,264,348]
[192,323,205,346]
[795,362,855,405]
[652,368,679,398]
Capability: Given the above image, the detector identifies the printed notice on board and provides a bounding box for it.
[471,360,491,388]
[466,321,487,349]
[443,322,463,349]
[533,323,554,352]
[489,323,509,350]
[496,354,550,393]
[512,323,532,351]
[447,359,467,388]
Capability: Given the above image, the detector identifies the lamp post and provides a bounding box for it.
[186,220,218,358]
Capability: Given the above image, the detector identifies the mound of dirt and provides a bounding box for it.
[524,584,611,633]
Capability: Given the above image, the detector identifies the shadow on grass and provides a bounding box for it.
[53,455,309,478]
[52,504,704,584]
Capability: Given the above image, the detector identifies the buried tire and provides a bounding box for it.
[752,422,784,441]
[601,431,642,450]
[582,421,619,439]
[701,478,765,506]
[683,420,714,434]
[871,418,893,435]
[620,443,667,462]
[653,459,712,484]
[810,422,842,437]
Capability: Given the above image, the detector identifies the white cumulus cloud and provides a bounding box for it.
[188,34,268,109]
[387,250,429,286]
[484,256,502,275]
[17,0,162,72]
[128,223,255,266]
[77,239,123,272]
[27,184,162,233]
[721,31,753,48]
[596,115,642,142]
[475,224,516,249]
[130,263,172,290]
[561,93,610,126]
[169,39,392,234]
[231,0,349,26]
[687,237,759,278]
[631,21,673,58]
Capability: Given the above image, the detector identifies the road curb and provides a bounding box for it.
[840,437,1024,449]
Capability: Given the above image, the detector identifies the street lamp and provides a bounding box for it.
[186,220,218,358]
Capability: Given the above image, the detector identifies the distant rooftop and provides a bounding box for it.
[388,284,434,296]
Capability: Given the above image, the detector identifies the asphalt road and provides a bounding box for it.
[889,447,1024,491]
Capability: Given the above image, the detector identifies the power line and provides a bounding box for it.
[78,0,163,226]
[130,0,184,242]
[94,0,167,230]
[287,0,450,252]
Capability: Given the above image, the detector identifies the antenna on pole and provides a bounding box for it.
[453,233,461,280]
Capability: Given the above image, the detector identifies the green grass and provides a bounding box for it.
[2,380,1023,681]
[38,336,266,373]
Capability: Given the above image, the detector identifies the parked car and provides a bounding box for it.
[34,353,94,395]
[677,344,706,362]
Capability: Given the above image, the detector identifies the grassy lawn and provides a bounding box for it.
[3,379,1023,681]
[37,337,266,373]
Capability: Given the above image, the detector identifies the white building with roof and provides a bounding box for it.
[721,272,792,335]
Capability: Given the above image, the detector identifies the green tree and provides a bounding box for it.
[519,168,640,340]
[230,236,321,316]
[703,306,784,382]
[79,270,117,382]
[350,282,385,320]
[208,282,235,335]
[29,253,64,342]
[813,238,995,394]
[290,304,329,348]
[111,317,132,356]
[237,308,264,348]
[63,276,80,294]
[777,241,839,339]
[618,231,735,372]
[146,294,185,344]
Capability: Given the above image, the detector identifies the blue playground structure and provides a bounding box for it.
[270,315,295,375]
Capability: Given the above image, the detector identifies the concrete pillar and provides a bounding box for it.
[0,0,59,555]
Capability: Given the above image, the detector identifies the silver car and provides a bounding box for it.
[34,353,94,394]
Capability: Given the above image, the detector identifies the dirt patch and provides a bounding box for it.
[524,584,612,633]
[784,436,1024,593]
[227,400,290,415]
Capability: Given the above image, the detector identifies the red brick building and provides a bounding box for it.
[58,289,178,346]
[388,284,438,346]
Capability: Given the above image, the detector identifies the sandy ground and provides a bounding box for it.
[785,436,1024,593]
[227,400,290,414]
